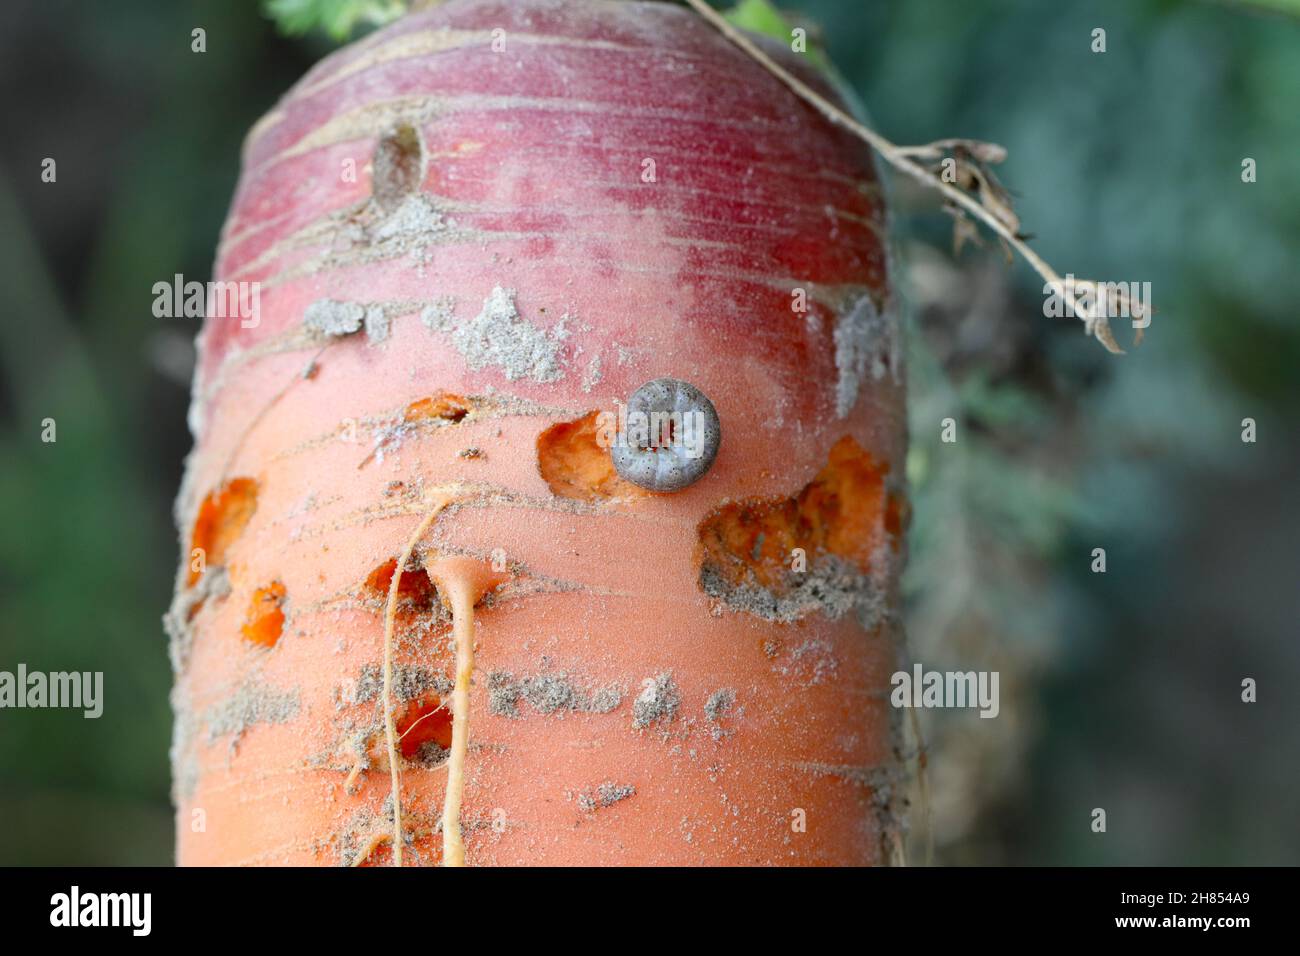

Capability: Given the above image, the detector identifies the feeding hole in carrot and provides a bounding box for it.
[371,122,424,213]
[404,393,472,425]
[358,394,476,469]
[240,581,286,647]
[188,477,258,586]
[537,411,644,501]
[395,695,454,765]
[697,435,904,623]
[365,556,437,612]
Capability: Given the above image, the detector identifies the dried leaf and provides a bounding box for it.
[969,165,1021,234]
[944,203,982,256]
[1092,318,1125,355]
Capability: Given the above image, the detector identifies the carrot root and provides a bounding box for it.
[437,574,474,866]
[380,496,451,867]
[426,556,508,867]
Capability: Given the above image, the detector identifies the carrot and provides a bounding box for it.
[167,0,906,866]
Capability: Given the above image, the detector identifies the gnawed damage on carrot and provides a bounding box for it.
[536,410,645,501]
[395,694,455,763]
[241,581,286,647]
[365,556,437,611]
[188,477,259,586]
[403,393,471,424]
[696,436,907,623]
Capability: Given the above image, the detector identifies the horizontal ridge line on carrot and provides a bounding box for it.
[170,0,906,867]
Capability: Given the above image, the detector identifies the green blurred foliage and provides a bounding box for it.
[800,0,1300,863]
[264,0,405,39]
[0,0,1296,865]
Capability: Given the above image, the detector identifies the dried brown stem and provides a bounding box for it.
[682,0,1139,354]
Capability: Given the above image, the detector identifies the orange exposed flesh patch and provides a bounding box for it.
[241,581,286,647]
[536,411,644,501]
[355,843,391,868]
[697,435,901,592]
[883,489,908,541]
[404,393,471,424]
[396,696,454,759]
[364,557,436,610]
[188,477,259,586]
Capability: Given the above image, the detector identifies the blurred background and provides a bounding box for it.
[0,0,1296,865]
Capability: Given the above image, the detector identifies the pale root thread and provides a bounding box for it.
[380,495,499,868]
[426,567,476,867]
[341,703,449,797]
[350,831,390,868]
[398,702,449,742]
[380,495,450,866]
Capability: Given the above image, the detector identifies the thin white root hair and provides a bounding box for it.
[432,571,476,867]
[381,495,450,867]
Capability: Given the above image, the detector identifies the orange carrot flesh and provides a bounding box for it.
[169,0,905,867]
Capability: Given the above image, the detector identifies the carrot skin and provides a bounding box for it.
[171,0,905,866]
